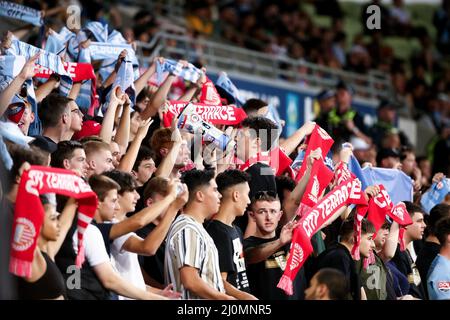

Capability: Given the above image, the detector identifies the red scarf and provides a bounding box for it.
[199,78,222,105]
[10,166,98,278]
[162,100,247,126]
[237,147,293,177]
[278,178,368,295]
[295,125,334,182]
[365,185,413,252]
[301,159,334,208]
[35,62,99,116]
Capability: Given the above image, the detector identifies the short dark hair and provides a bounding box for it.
[38,93,72,128]
[242,98,267,114]
[250,190,279,210]
[6,144,47,193]
[315,268,349,300]
[428,204,450,236]
[181,169,215,203]
[216,169,250,194]
[276,175,296,204]
[241,116,279,151]
[404,201,425,218]
[89,174,121,201]
[435,217,450,246]
[51,141,84,168]
[103,170,138,194]
[340,213,375,243]
[132,146,156,172]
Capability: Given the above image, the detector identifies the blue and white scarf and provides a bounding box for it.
[420,178,450,214]
[156,59,202,85]
[215,71,244,106]
[6,40,74,133]
[84,21,109,43]
[0,1,43,26]
[0,55,40,135]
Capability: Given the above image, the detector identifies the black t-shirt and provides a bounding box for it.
[391,244,426,299]
[243,236,306,300]
[315,242,361,300]
[234,162,277,233]
[139,223,166,286]
[206,220,250,293]
[416,241,440,299]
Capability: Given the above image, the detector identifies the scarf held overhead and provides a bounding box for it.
[10,166,98,278]
[295,124,334,182]
[0,1,43,26]
[162,100,247,126]
[277,177,368,295]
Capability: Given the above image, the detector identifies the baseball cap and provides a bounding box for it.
[378,99,398,111]
[316,89,335,101]
[5,95,29,124]
[72,120,102,140]
[350,136,370,151]
[336,80,355,95]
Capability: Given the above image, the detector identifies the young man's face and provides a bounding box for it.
[110,142,121,168]
[98,189,120,221]
[250,200,282,235]
[359,232,376,258]
[224,182,251,216]
[236,127,257,161]
[406,211,426,241]
[134,158,156,186]
[304,273,327,300]
[88,149,114,175]
[401,152,416,175]
[17,105,34,135]
[200,179,222,218]
[65,148,88,178]
[118,189,140,215]
[69,101,83,133]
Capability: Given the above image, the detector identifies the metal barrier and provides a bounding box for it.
[136,32,394,102]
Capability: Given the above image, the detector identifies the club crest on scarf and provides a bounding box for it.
[12,217,36,252]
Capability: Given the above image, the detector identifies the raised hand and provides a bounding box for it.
[280,221,297,245]
[364,185,380,199]
[18,53,40,80]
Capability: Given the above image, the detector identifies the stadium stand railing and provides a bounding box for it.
[136,32,394,103]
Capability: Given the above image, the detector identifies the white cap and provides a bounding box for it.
[350,136,370,151]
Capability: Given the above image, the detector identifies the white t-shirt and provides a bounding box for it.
[110,232,146,300]
[72,224,110,267]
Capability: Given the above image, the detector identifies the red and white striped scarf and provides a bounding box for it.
[10,166,98,278]
[162,100,247,127]
[35,62,99,116]
[294,124,334,182]
[278,177,368,295]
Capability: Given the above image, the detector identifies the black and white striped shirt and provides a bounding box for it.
[164,214,225,299]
